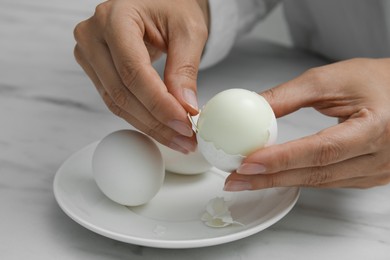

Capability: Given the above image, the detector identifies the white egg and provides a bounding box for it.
[197,88,277,172]
[155,142,212,175]
[92,130,165,206]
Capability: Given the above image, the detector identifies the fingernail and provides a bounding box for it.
[168,120,193,137]
[237,163,266,174]
[182,88,198,111]
[168,142,189,154]
[171,135,196,152]
[223,181,252,192]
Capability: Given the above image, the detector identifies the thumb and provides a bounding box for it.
[164,26,208,116]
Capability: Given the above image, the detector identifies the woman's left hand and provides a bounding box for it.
[225,58,390,191]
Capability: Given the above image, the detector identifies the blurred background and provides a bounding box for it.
[251,3,292,47]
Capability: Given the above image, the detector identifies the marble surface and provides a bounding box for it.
[1,0,390,259]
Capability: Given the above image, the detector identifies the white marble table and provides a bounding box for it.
[1,0,390,259]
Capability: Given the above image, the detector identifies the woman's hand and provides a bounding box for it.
[73,0,209,154]
[225,58,390,190]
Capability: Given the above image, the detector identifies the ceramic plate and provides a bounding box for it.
[53,142,299,249]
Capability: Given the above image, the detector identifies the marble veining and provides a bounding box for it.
[1,0,389,259]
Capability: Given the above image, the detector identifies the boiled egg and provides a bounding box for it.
[196,89,277,172]
[154,114,212,175]
[92,130,165,206]
[155,142,212,175]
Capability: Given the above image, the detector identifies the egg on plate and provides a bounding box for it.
[92,130,165,206]
[155,142,212,175]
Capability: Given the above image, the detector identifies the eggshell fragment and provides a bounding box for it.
[197,137,244,173]
[201,197,243,228]
[92,130,165,206]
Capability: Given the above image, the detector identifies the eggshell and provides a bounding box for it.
[155,142,212,175]
[197,89,277,172]
[92,130,165,206]
[197,137,245,172]
[201,197,243,228]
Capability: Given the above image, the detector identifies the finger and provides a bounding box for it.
[99,87,197,154]
[315,174,390,189]
[225,152,378,191]
[145,42,163,62]
[81,30,193,141]
[260,65,363,119]
[259,70,322,118]
[103,13,194,136]
[163,19,208,115]
[238,108,378,175]
[74,45,103,92]
[75,39,196,152]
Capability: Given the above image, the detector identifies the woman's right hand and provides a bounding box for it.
[73,0,209,153]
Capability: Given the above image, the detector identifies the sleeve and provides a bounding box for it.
[199,0,280,69]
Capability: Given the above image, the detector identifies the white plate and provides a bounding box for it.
[53,142,300,249]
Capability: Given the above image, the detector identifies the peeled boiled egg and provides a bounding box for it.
[155,142,212,175]
[92,130,165,206]
[196,88,277,172]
